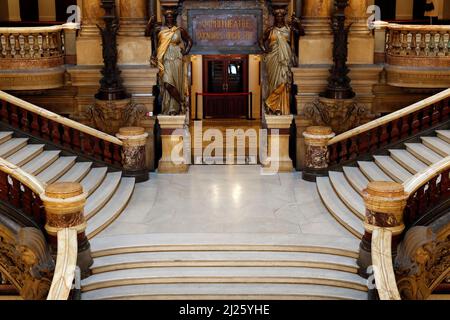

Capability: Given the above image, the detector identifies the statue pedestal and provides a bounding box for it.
[157,115,189,174]
[262,115,294,173]
[89,98,132,135]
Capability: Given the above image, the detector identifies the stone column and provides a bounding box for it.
[41,182,92,279]
[137,116,157,171]
[262,115,294,173]
[80,0,104,37]
[116,127,149,182]
[157,115,189,174]
[302,126,335,181]
[357,181,408,277]
[76,0,104,66]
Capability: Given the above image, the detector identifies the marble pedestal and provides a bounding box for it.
[157,115,189,174]
[262,115,294,173]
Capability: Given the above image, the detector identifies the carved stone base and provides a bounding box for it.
[157,115,189,174]
[304,96,367,134]
[261,115,294,173]
[87,98,147,135]
[116,127,149,183]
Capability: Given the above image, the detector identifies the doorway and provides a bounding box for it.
[202,55,249,119]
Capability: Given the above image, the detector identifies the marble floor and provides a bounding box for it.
[98,165,353,239]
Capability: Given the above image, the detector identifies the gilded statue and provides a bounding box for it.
[146,7,193,116]
[259,6,304,115]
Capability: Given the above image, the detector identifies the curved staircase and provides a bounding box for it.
[80,234,368,300]
[0,130,135,239]
[317,129,450,239]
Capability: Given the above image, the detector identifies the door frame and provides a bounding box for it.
[202,54,249,94]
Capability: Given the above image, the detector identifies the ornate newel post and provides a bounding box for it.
[90,0,132,135]
[358,181,408,277]
[41,182,92,279]
[302,126,335,181]
[116,127,149,182]
[262,115,294,173]
[157,115,189,173]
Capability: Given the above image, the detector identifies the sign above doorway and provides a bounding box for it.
[188,9,263,54]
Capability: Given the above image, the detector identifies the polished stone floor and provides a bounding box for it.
[99,165,353,239]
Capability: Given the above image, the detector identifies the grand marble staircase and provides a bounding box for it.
[80,234,368,300]
[317,129,450,239]
[0,130,135,239]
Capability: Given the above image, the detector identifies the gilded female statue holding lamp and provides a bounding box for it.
[259,6,304,115]
[145,7,193,116]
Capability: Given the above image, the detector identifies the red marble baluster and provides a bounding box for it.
[329,144,338,166]
[41,117,50,139]
[400,116,410,139]
[113,144,122,165]
[103,141,112,164]
[379,124,389,147]
[51,121,61,144]
[93,137,102,161]
[390,119,400,143]
[411,111,420,134]
[10,104,19,128]
[417,185,426,219]
[82,134,93,156]
[369,128,379,152]
[72,130,81,151]
[441,169,450,198]
[20,109,29,132]
[22,185,33,216]
[0,100,8,121]
[420,105,431,130]
[442,98,449,120]
[10,178,21,208]
[32,197,44,227]
[348,136,358,160]
[358,132,370,154]
[30,113,40,135]
[339,140,348,163]
[62,126,72,148]
[0,171,8,202]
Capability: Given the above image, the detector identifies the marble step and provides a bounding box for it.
[84,172,122,219]
[6,144,44,166]
[389,149,428,174]
[421,136,450,157]
[357,161,393,182]
[316,177,364,239]
[89,233,361,259]
[21,150,60,175]
[90,251,359,275]
[0,138,28,158]
[0,132,13,144]
[81,266,368,293]
[373,155,413,183]
[86,177,135,239]
[57,162,92,183]
[328,171,365,219]
[342,167,369,196]
[405,143,443,165]
[81,283,368,300]
[80,167,108,196]
[436,130,450,143]
[36,156,77,184]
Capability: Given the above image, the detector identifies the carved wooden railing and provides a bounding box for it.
[0,157,46,227]
[327,88,450,166]
[0,90,123,166]
[47,228,77,300]
[0,23,78,70]
[385,24,450,67]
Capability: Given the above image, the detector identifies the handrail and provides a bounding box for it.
[403,156,450,195]
[371,228,401,300]
[384,23,450,31]
[47,228,77,300]
[328,88,450,146]
[0,157,45,195]
[0,90,123,146]
[0,23,79,34]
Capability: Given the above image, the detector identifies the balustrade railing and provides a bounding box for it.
[0,90,123,166]
[0,23,78,70]
[385,24,450,67]
[327,89,450,167]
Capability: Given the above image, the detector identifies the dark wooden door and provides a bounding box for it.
[203,55,248,119]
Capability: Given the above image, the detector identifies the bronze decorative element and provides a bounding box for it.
[146,6,193,116]
[259,5,304,116]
